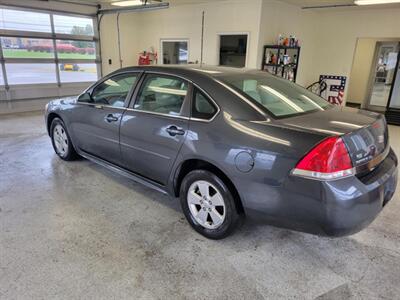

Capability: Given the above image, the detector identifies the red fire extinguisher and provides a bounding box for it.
[138,51,150,65]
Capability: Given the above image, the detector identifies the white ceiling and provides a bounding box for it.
[72,0,400,9]
[279,0,354,7]
[280,0,400,9]
[76,0,221,5]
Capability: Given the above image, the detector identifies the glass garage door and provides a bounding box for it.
[0,7,100,100]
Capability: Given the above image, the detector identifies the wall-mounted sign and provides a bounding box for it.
[319,75,347,105]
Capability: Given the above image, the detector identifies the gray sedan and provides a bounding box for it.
[45,65,398,239]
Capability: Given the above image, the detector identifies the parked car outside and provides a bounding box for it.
[59,63,80,71]
[45,65,398,239]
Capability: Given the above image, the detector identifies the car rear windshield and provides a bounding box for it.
[219,72,332,118]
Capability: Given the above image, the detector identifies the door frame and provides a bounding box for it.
[365,41,400,111]
[159,38,190,65]
[386,47,400,111]
[217,32,250,68]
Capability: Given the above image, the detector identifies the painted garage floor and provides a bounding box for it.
[1,111,400,299]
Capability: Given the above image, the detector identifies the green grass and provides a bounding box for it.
[3,49,95,60]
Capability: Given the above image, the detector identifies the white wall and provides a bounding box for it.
[307,7,400,102]
[347,38,400,105]
[347,38,377,104]
[257,0,318,87]
[100,0,263,74]
[258,2,400,102]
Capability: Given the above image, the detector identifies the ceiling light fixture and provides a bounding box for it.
[112,0,145,7]
[355,0,400,5]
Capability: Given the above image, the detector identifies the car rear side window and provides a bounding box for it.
[191,88,217,120]
[134,75,188,116]
[91,73,138,107]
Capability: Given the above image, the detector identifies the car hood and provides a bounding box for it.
[49,96,78,106]
[274,106,381,136]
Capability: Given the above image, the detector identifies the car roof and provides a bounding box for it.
[111,64,266,82]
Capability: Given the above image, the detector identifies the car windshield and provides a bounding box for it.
[218,72,332,118]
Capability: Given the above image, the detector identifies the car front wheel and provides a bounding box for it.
[180,170,241,239]
[50,118,78,161]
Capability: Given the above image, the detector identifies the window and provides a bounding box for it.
[6,63,57,84]
[192,89,217,120]
[0,8,51,33]
[219,34,248,68]
[220,72,332,118]
[161,40,188,64]
[1,37,55,59]
[134,75,188,116]
[56,40,96,60]
[0,7,98,88]
[59,63,97,83]
[53,15,94,36]
[90,73,138,107]
[0,69,4,85]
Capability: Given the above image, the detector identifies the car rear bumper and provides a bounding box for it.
[243,148,398,236]
[320,148,398,236]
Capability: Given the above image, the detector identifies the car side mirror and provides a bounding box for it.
[77,92,93,103]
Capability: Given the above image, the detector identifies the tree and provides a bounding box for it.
[70,25,94,49]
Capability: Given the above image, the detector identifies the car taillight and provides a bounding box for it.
[292,136,354,180]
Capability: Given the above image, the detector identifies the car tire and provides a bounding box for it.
[180,170,241,239]
[50,118,78,161]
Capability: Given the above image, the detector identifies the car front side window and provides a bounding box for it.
[134,75,188,116]
[90,73,139,108]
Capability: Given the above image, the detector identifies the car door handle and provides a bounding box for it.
[166,125,185,136]
[105,114,119,123]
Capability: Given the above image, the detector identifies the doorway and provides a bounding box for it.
[160,39,188,65]
[386,50,400,124]
[366,42,400,111]
[218,34,248,68]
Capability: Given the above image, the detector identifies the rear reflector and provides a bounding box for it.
[292,136,355,180]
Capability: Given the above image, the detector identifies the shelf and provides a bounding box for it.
[261,44,301,83]
[263,63,297,68]
[263,45,300,50]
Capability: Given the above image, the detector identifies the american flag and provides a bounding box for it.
[319,75,347,106]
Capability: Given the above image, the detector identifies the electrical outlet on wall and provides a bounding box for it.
[108,59,112,65]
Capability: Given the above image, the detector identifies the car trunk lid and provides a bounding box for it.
[275,106,389,170]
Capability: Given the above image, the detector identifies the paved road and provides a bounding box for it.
[4,63,97,85]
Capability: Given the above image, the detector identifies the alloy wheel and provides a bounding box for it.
[53,124,69,157]
[187,180,226,229]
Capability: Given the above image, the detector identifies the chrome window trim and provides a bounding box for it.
[125,107,190,120]
[75,102,126,111]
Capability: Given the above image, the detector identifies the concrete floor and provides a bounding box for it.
[1,111,400,300]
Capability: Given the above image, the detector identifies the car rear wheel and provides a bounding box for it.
[50,118,78,161]
[180,170,241,239]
